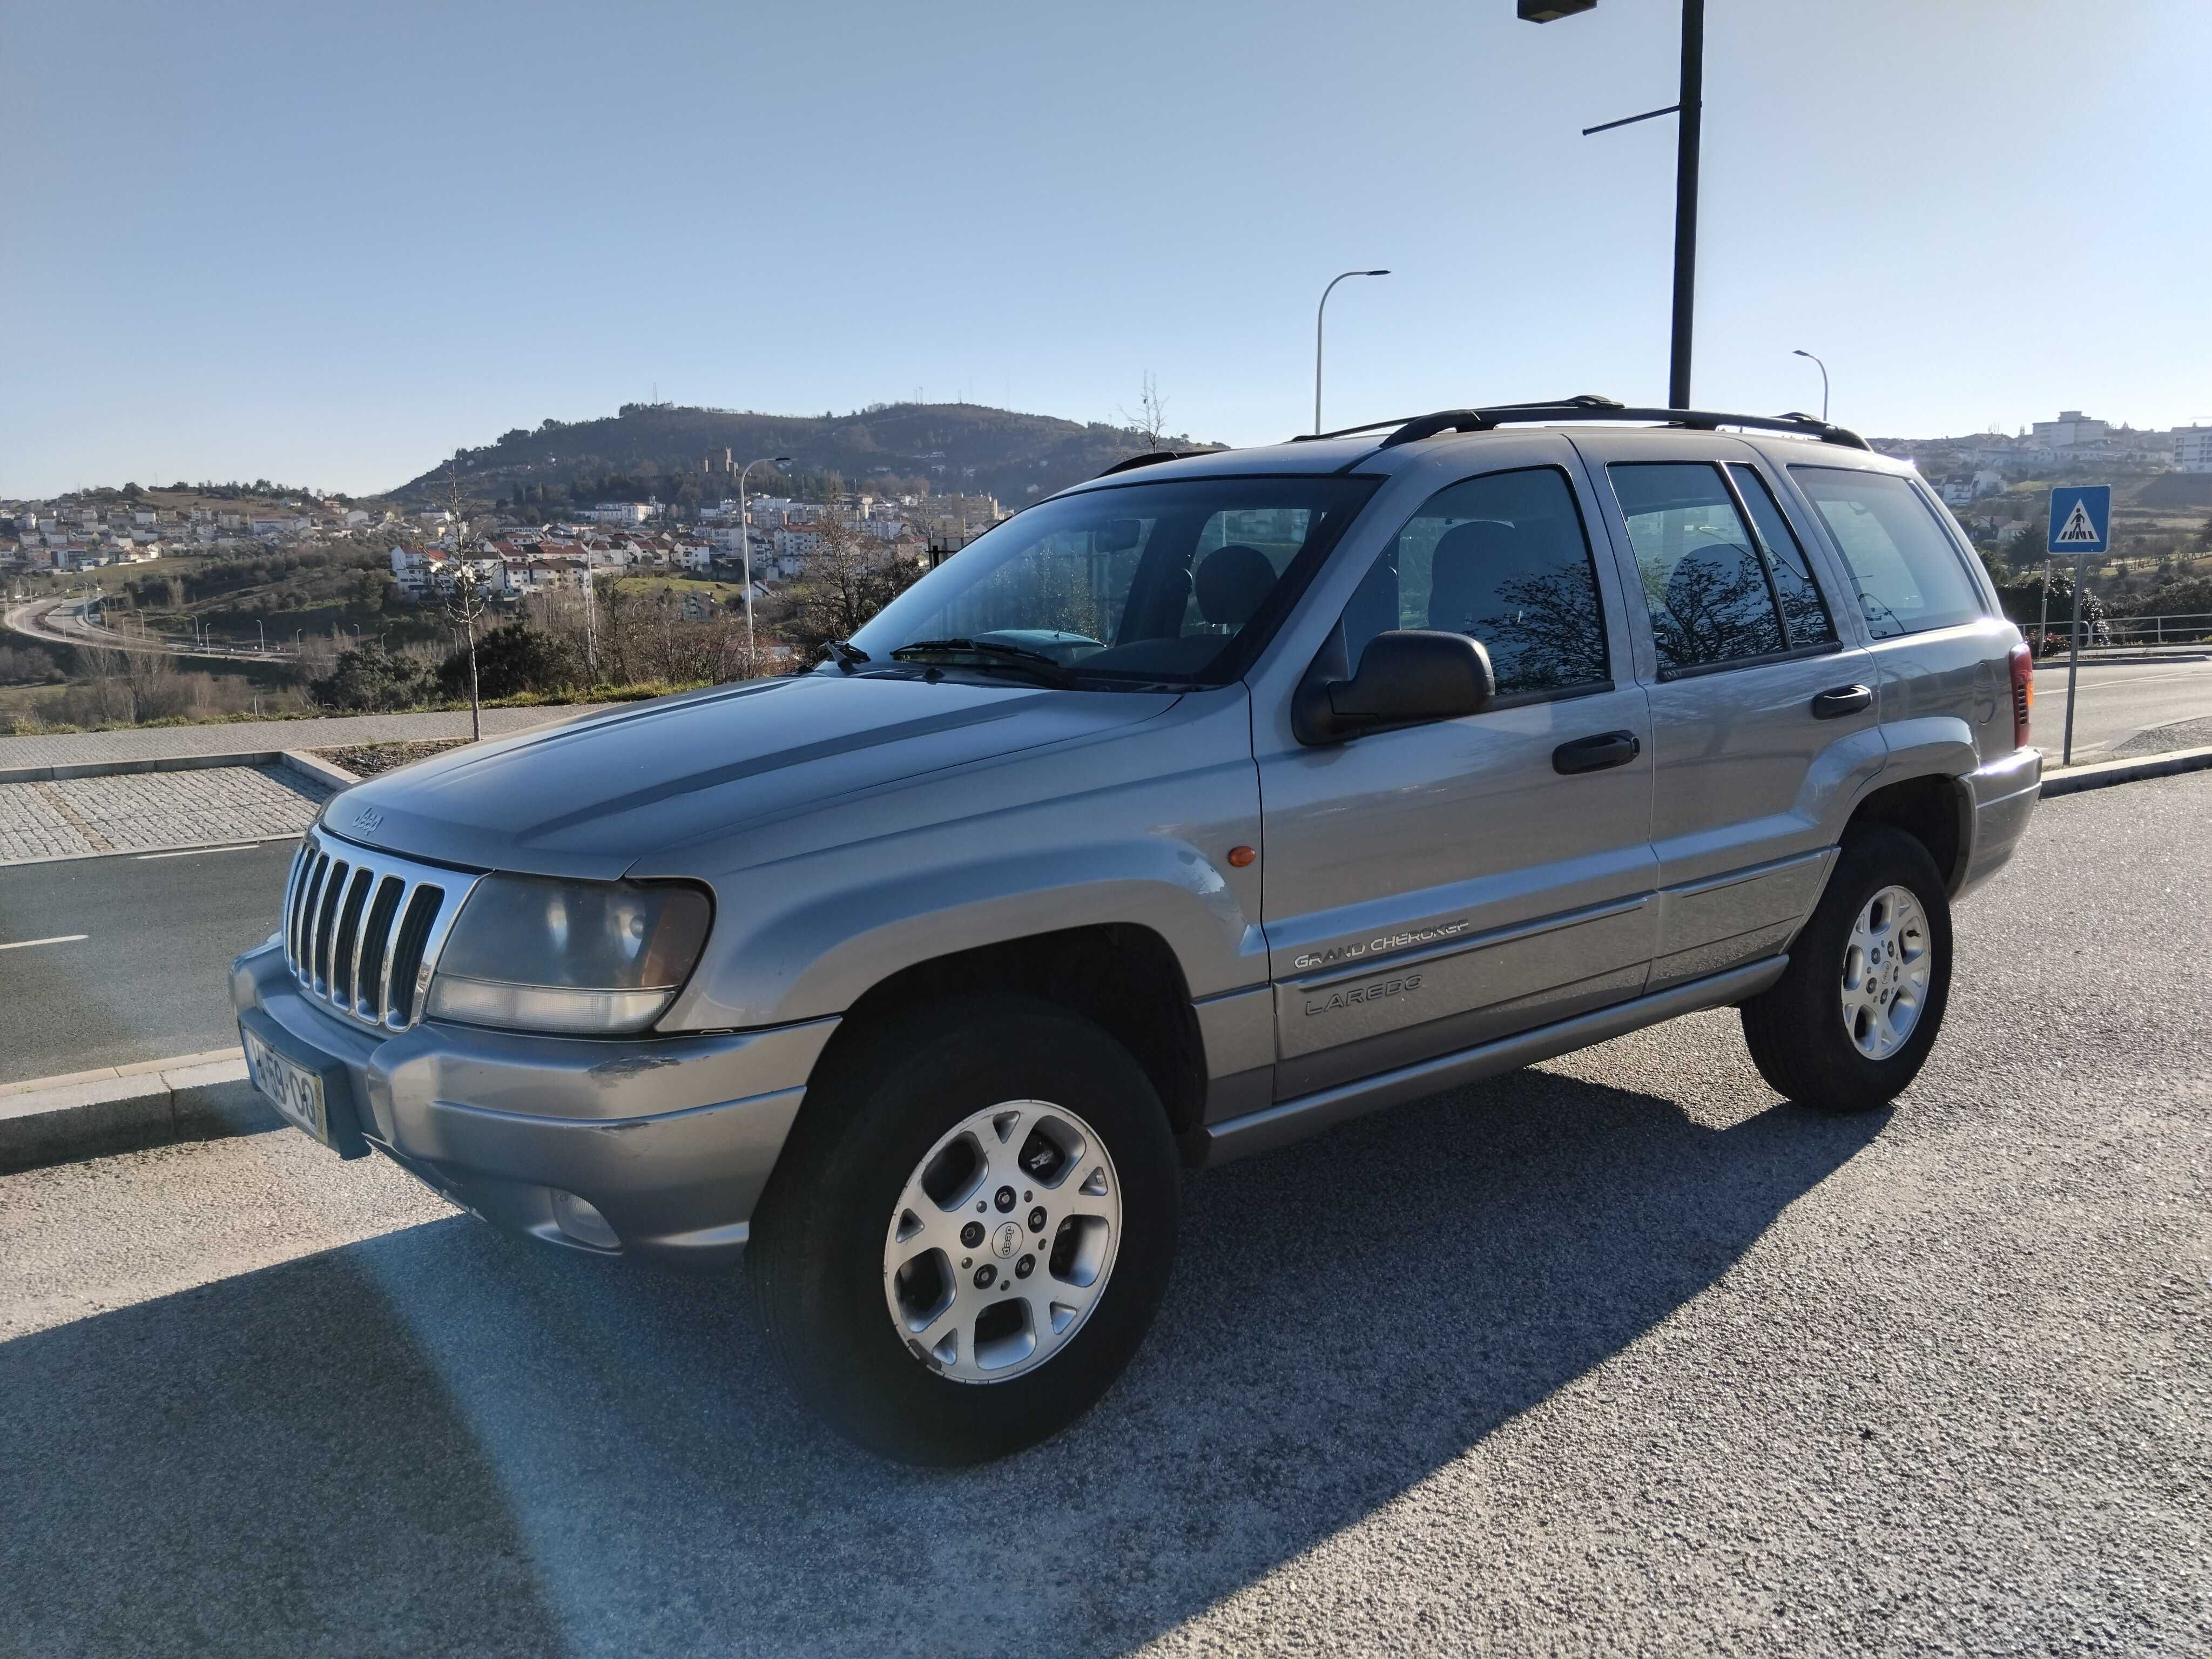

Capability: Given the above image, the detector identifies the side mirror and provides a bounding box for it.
[1296,629,1494,745]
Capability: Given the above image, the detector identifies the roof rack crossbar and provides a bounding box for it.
[1373,400,1869,451]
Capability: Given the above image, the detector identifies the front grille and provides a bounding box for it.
[281,827,482,1032]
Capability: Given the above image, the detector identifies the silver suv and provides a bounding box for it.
[232,400,2042,1464]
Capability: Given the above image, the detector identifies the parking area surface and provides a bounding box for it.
[2,774,2207,1656]
[0,839,300,1083]
[0,765,330,864]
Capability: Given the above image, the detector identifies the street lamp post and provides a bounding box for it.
[1793,348,1829,422]
[1522,0,1704,409]
[1314,269,1391,434]
[737,455,792,672]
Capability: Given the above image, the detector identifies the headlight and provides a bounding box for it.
[427,875,711,1035]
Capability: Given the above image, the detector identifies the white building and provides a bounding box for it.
[2032,410,2110,449]
[2173,426,2212,474]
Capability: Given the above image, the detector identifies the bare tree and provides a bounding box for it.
[442,465,491,739]
[783,515,922,661]
[445,567,491,738]
[73,642,132,724]
[1120,371,1171,450]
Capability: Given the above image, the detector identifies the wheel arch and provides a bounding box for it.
[798,923,1210,1145]
[1845,770,1973,895]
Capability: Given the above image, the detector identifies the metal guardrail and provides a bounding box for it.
[2028,611,2212,655]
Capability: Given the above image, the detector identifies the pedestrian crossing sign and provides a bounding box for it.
[2047,485,2110,555]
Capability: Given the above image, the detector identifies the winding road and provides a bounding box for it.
[4,596,301,664]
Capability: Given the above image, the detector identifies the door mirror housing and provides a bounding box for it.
[1295,629,1495,744]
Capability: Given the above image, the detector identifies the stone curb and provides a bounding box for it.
[0,1052,283,1174]
[0,748,358,788]
[2039,744,2212,797]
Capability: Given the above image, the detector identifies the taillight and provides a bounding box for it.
[2008,640,2034,750]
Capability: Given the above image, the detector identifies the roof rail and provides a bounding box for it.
[1292,394,1626,444]
[1368,398,1871,451]
[1092,449,1214,478]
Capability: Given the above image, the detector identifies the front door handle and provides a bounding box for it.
[1810,683,1874,720]
[1553,730,1641,775]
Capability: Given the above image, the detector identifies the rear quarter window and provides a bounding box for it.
[1789,467,1987,639]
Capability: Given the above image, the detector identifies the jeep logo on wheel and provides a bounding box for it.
[991,1221,1022,1259]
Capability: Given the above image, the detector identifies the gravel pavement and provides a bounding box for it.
[2,775,2207,1656]
[0,764,329,863]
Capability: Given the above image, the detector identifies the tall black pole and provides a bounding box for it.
[1668,0,1703,409]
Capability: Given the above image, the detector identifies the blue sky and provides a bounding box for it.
[5,0,2207,497]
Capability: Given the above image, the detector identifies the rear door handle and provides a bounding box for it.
[1810,683,1873,720]
[1553,730,1641,775]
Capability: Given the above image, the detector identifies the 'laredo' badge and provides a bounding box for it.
[1304,973,1422,1016]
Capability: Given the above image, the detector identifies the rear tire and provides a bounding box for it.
[1740,824,1952,1114]
[746,994,1179,1466]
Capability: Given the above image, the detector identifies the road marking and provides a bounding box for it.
[136,843,262,860]
[0,934,87,950]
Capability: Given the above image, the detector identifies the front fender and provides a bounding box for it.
[664,837,1262,1032]
[651,687,1268,1030]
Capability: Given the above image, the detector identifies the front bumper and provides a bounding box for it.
[230,941,835,1269]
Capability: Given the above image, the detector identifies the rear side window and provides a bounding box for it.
[1790,467,1987,639]
[1342,466,1609,698]
[1727,465,1836,646]
[1608,462,1787,675]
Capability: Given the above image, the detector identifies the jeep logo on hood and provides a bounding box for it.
[350,805,385,834]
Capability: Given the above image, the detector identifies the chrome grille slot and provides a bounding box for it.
[356,876,404,1018]
[387,885,445,1027]
[313,861,349,992]
[331,868,372,1007]
[293,852,331,973]
[277,828,481,1033]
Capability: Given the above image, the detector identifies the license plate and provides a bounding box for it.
[242,1026,330,1147]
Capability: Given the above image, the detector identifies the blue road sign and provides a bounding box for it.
[2047,485,2111,555]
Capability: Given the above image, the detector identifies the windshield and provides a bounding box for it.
[842,474,1380,687]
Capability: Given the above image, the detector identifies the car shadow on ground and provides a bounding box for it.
[2,1063,1886,1657]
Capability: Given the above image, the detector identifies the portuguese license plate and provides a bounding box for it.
[241,1026,330,1147]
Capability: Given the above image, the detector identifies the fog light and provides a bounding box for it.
[550,1189,619,1249]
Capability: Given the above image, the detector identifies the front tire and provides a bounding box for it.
[746,995,1180,1465]
[1740,824,1953,1114]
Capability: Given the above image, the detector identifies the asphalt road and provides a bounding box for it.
[3,774,2207,1656]
[2035,652,2212,760]
[4,596,298,665]
[0,838,295,1082]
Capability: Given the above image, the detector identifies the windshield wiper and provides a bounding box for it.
[823,638,870,670]
[888,638,1078,687]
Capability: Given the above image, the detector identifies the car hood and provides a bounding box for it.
[322,673,1180,880]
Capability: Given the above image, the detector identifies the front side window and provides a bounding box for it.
[1341,466,1609,698]
[1609,462,1787,675]
[846,475,1378,687]
[1790,467,1987,639]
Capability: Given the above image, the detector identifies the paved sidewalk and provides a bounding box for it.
[0,705,601,771]
[0,765,333,863]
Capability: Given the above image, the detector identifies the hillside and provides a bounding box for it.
[384,401,1217,513]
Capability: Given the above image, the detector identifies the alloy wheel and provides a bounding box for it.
[1839,883,1932,1061]
[881,1100,1121,1384]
